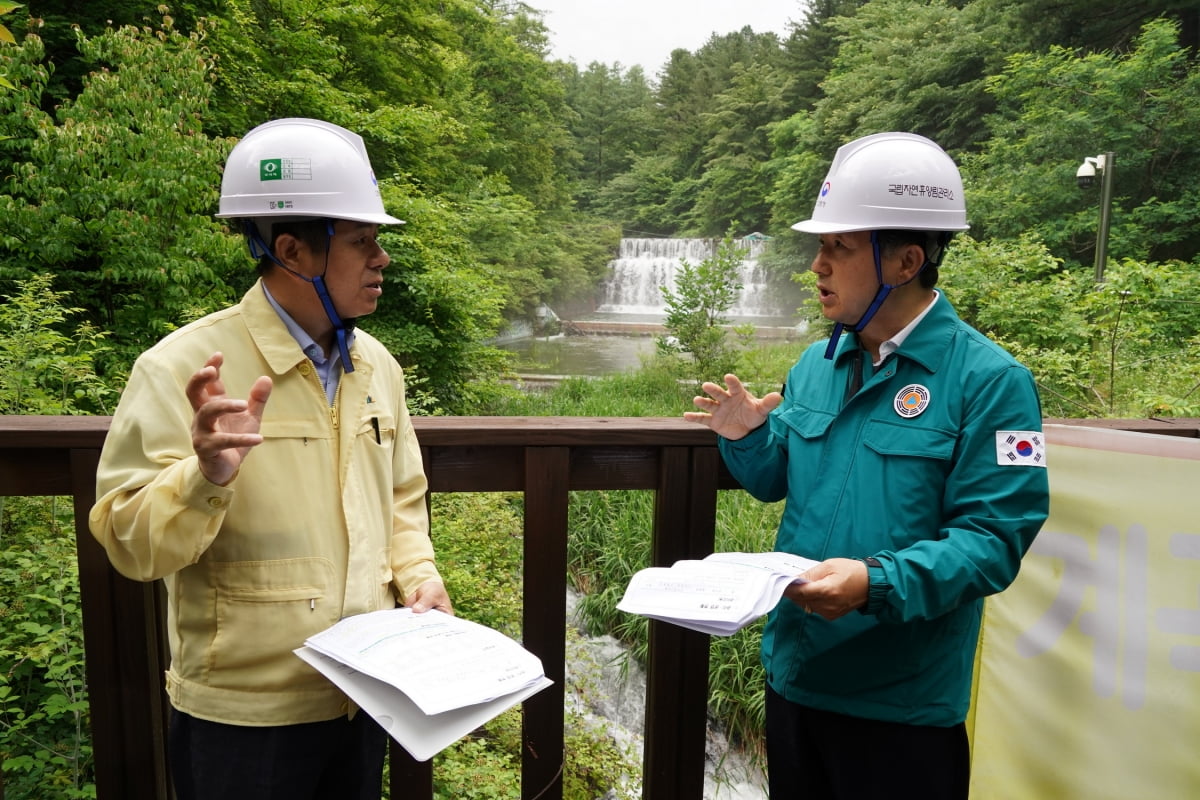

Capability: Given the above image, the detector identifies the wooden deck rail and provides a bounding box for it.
[1,414,1198,800]
[0,415,742,800]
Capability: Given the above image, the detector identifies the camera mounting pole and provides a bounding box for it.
[1077,152,1115,283]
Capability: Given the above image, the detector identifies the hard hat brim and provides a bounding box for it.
[791,217,969,234]
[216,209,405,226]
[791,219,874,234]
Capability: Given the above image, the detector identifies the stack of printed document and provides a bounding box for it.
[617,551,819,636]
[295,607,552,761]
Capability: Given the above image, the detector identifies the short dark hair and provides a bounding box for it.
[876,230,955,288]
[251,218,330,275]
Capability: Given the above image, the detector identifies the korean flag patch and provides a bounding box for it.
[995,431,1047,467]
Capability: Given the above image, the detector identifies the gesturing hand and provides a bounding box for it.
[186,352,273,486]
[684,374,782,441]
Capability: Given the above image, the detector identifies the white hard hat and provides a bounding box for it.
[791,132,969,234]
[216,118,403,225]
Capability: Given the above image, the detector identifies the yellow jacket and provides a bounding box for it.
[89,281,441,725]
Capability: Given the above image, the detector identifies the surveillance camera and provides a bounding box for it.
[1076,159,1096,189]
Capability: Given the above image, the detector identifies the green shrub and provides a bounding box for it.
[0,273,114,797]
[0,275,116,416]
[944,236,1200,417]
[658,236,744,379]
[0,497,94,799]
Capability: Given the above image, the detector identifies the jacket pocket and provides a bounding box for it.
[775,404,835,440]
[207,557,337,688]
[861,418,957,460]
[259,417,330,441]
[861,419,957,543]
[357,411,396,447]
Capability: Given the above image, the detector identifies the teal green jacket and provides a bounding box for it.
[719,293,1049,726]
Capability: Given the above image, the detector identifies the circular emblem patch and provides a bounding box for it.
[894,384,930,418]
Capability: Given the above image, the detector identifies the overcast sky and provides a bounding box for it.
[530,0,805,74]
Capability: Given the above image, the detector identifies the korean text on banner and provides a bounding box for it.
[969,424,1200,799]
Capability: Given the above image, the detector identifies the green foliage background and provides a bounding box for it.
[2,0,1200,796]
[0,1,1197,413]
[0,277,109,798]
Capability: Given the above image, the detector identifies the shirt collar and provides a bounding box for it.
[260,282,355,366]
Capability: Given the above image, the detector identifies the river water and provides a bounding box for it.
[498,332,659,377]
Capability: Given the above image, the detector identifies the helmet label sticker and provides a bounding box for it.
[893,384,930,418]
[995,431,1048,467]
[259,157,312,182]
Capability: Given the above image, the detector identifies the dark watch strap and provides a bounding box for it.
[856,557,882,614]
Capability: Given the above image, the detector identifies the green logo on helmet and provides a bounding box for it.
[259,158,312,182]
[260,158,283,181]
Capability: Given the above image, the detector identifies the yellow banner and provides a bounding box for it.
[970,425,1200,798]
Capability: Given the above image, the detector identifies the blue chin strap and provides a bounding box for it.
[822,231,943,360]
[245,219,355,373]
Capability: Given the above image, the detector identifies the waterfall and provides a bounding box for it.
[595,238,792,320]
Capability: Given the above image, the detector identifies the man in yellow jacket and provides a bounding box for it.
[90,118,452,799]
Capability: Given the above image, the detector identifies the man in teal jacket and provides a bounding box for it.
[686,133,1049,799]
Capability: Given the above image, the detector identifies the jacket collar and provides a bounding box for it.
[830,290,957,375]
[888,290,958,374]
[241,280,326,376]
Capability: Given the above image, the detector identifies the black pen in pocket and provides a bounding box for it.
[371,417,381,444]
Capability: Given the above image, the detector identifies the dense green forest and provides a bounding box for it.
[2,1,1200,796]
[1,0,1198,416]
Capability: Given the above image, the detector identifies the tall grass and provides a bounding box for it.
[483,342,809,418]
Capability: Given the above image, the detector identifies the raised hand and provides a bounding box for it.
[186,352,273,486]
[684,374,782,441]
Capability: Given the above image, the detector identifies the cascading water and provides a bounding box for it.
[566,589,769,799]
[499,237,806,378]
[594,237,793,321]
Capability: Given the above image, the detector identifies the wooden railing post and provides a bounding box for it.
[521,447,570,800]
[643,445,720,800]
[389,444,437,796]
[70,447,171,800]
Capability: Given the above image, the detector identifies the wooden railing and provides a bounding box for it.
[0,415,742,800]
[1,414,1198,800]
